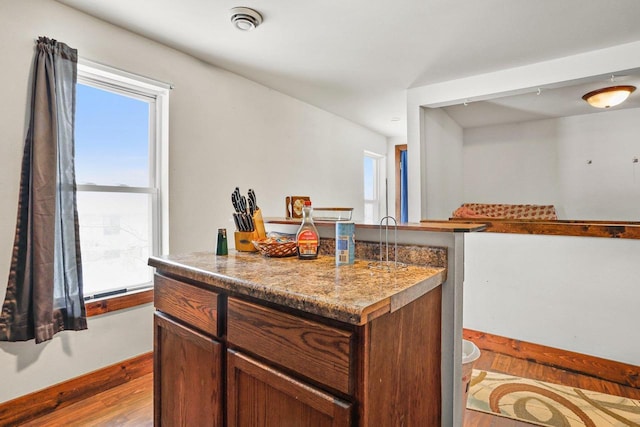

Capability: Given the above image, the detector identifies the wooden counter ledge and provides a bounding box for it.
[266,217,487,233]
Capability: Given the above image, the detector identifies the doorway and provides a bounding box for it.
[394,144,407,222]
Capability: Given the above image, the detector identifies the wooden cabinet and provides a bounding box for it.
[227,350,351,427]
[153,272,442,427]
[154,273,220,337]
[153,312,223,426]
[227,298,352,426]
[227,298,353,394]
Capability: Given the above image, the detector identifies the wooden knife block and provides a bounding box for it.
[234,231,258,252]
[234,209,266,252]
[253,208,267,239]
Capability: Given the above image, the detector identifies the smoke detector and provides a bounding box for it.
[230,7,263,31]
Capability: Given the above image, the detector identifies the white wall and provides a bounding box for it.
[463,107,640,220]
[0,306,155,403]
[461,108,640,363]
[407,39,640,222]
[423,108,464,219]
[0,0,386,403]
[407,41,640,367]
[463,121,559,210]
[464,232,640,366]
[558,109,640,220]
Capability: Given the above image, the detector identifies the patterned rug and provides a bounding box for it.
[467,369,640,426]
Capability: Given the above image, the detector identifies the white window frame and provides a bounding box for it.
[364,151,386,223]
[76,59,170,297]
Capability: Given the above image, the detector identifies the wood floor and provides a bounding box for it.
[21,349,640,426]
[18,374,153,427]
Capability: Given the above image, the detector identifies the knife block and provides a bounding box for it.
[253,208,267,239]
[234,231,258,252]
[233,209,266,252]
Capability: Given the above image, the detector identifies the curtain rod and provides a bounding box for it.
[33,38,175,90]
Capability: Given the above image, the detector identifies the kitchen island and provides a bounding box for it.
[265,219,486,427]
[149,251,447,426]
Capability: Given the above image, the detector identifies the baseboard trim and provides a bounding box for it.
[463,328,639,389]
[0,351,152,426]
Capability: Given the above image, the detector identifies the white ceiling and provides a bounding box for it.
[57,0,640,136]
[442,72,640,129]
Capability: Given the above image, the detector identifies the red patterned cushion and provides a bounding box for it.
[452,203,557,220]
[452,206,486,218]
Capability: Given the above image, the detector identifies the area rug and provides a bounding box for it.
[467,369,640,426]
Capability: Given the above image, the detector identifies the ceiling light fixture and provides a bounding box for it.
[230,7,263,31]
[582,85,636,109]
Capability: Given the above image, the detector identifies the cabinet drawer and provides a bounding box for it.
[227,298,353,395]
[154,274,220,337]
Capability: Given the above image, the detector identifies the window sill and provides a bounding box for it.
[85,288,154,317]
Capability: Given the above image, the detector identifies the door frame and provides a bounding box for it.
[394,144,407,221]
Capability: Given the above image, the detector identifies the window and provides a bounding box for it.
[75,61,169,299]
[364,151,385,223]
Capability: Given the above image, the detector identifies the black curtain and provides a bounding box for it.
[0,37,87,343]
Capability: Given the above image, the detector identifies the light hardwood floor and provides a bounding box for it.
[19,374,152,427]
[21,349,640,426]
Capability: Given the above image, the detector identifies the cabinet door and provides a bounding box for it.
[154,312,223,427]
[227,350,351,427]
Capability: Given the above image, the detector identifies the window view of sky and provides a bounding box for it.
[364,155,377,223]
[75,83,150,187]
[364,156,375,199]
[75,83,153,296]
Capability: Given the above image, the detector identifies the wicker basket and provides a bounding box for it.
[252,239,298,257]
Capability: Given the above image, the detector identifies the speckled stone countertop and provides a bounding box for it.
[149,251,446,326]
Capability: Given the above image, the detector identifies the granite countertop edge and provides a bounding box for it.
[148,252,446,326]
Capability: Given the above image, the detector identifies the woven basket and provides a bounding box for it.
[252,239,297,257]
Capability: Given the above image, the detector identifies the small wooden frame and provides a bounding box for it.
[285,196,310,218]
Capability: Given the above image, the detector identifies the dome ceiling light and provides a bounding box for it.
[582,85,636,109]
[230,7,263,31]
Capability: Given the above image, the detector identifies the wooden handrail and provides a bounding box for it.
[433,218,640,239]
